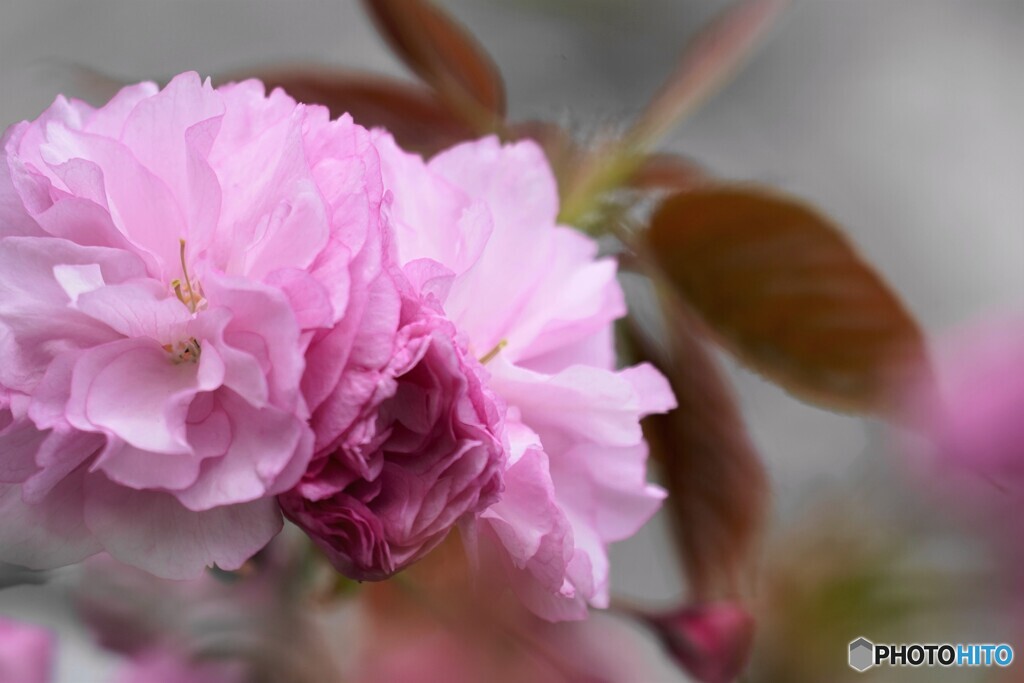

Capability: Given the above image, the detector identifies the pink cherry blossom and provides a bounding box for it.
[905,315,1024,595]
[0,617,53,683]
[0,72,391,578]
[375,134,676,620]
[113,649,246,683]
[281,282,505,580]
[910,315,1024,487]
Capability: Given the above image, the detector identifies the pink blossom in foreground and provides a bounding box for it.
[374,134,676,620]
[351,583,692,683]
[910,316,1024,488]
[113,650,246,683]
[0,617,53,683]
[0,72,393,577]
[906,315,1024,589]
[904,314,1024,643]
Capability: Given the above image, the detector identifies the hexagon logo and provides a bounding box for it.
[849,637,875,672]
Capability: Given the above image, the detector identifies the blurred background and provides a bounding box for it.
[1,1,1022,681]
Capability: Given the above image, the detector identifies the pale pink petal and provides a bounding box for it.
[403,258,455,305]
[21,429,104,503]
[620,362,679,416]
[10,94,87,182]
[38,124,187,276]
[211,80,297,156]
[520,324,616,375]
[0,618,55,683]
[74,281,193,343]
[174,391,312,511]
[0,123,46,238]
[481,437,572,592]
[556,443,667,542]
[48,157,108,207]
[26,352,80,430]
[92,438,205,492]
[264,267,335,330]
[0,417,46,484]
[305,235,352,326]
[79,81,160,138]
[66,339,205,455]
[114,649,246,683]
[500,229,624,368]
[0,237,142,392]
[0,471,100,569]
[428,137,559,351]
[208,111,329,279]
[374,132,492,274]
[52,263,105,303]
[84,475,282,579]
[509,567,590,622]
[119,72,224,205]
[199,273,304,412]
[487,358,649,448]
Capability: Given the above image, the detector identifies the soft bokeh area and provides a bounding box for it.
[1,1,1022,681]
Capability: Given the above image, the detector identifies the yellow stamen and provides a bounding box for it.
[178,239,198,313]
[165,338,201,364]
[171,279,185,305]
[171,239,207,313]
[478,339,508,365]
[164,241,204,364]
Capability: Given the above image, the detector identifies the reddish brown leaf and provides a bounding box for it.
[628,153,708,192]
[361,0,506,123]
[628,0,786,149]
[222,66,476,155]
[646,186,927,412]
[629,299,768,600]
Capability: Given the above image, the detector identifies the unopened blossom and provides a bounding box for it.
[0,72,391,577]
[373,134,676,620]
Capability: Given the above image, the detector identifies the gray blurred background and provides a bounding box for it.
[1,1,1022,680]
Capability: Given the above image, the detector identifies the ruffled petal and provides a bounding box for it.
[83,475,282,579]
[0,471,100,570]
[173,391,312,511]
[66,339,206,456]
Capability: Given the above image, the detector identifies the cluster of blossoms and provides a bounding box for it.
[0,72,674,620]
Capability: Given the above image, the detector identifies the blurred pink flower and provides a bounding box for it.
[0,617,53,683]
[375,134,676,620]
[113,649,245,683]
[911,316,1024,487]
[0,72,391,578]
[905,315,1024,646]
[351,587,692,683]
[907,315,1024,592]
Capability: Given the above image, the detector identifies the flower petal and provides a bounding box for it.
[83,475,282,579]
[67,339,204,455]
[0,471,100,570]
[173,391,312,511]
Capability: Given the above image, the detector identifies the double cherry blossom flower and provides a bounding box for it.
[0,73,674,620]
